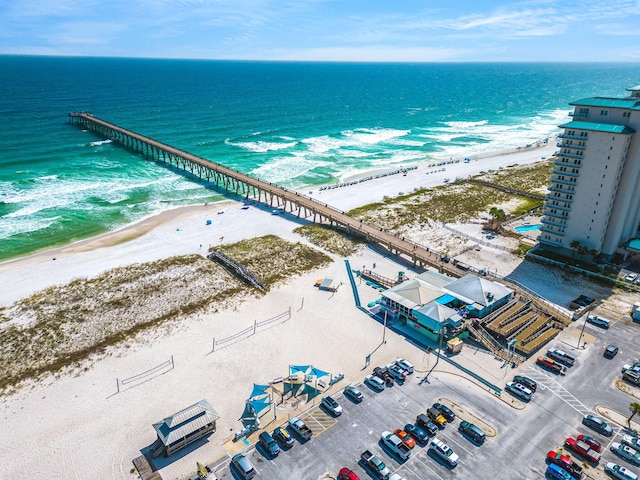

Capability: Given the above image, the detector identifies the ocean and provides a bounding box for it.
[1,57,640,262]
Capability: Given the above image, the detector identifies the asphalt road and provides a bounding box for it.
[210,315,640,480]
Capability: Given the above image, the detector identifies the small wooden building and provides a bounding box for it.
[151,399,220,458]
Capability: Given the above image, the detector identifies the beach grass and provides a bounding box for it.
[0,237,332,392]
[293,224,365,256]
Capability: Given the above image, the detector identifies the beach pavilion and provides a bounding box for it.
[150,399,220,458]
[443,274,514,318]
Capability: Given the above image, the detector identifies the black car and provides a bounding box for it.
[416,413,439,435]
[258,431,280,457]
[459,420,486,444]
[404,423,429,444]
[433,402,455,422]
[604,344,619,359]
[513,375,537,393]
[272,426,294,448]
[373,366,394,386]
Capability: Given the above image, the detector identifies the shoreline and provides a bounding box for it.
[0,139,556,271]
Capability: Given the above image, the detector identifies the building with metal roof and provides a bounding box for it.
[151,399,220,458]
[539,83,640,259]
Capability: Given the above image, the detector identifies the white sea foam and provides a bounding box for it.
[89,139,113,146]
[0,215,61,239]
[343,127,411,145]
[250,154,332,184]
[230,140,298,153]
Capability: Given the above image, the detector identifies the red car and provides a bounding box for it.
[547,451,583,478]
[576,434,601,452]
[338,468,360,480]
[564,438,601,464]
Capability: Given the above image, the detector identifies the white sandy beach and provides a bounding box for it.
[1,140,635,480]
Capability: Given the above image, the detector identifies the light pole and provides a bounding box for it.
[382,310,387,344]
[577,301,599,349]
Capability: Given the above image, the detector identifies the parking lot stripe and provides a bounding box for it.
[525,366,592,416]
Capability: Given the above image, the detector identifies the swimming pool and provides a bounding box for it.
[514,224,541,233]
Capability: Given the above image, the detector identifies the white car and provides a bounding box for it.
[605,462,638,480]
[623,435,640,451]
[365,374,385,391]
[625,273,638,282]
[320,395,342,416]
[505,381,533,401]
[611,442,640,466]
[389,474,408,480]
[429,437,459,467]
[395,358,414,374]
[587,315,611,329]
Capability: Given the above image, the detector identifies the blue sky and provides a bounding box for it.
[1,0,639,61]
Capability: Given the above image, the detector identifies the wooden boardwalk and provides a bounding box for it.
[133,455,163,480]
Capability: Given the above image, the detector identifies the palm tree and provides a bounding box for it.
[628,402,640,429]
[488,207,506,230]
[569,240,581,259]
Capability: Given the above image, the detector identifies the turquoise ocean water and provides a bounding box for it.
[1,57,640,261]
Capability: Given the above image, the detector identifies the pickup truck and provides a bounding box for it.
[547,450,583,478]
[288,417,312,441]
[360,450,390,480]
[547,348,576,367]
[537,356,567,375]
[564,437,601,464]
[380,431,411,460]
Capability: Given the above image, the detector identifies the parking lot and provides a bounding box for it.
[210,315,640,480]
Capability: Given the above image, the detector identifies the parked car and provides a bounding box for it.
[272,426,294,448]
[344,385,363,403]
[547,450,583,478]
[587,315,611,329]
[605,345,620,359]
[393,428,416,449]
[623,371,640,387]
[404,423,430,444]
[416,414,439,435]
[258,431,280,458]
[426,407,447,427]
[459,420,486,444]
[622,363,640,375]
[365,374,385,391]
[547,347,576,367]
[505,381,533,401]
[577,434,601,452]
[625,273,638,282]
[583,415,614,436]
[338,468,361,480]
[395,358,414,374]
[373,367,394,386]
[429,437,458,467]
[611,442,640,466]
[386,363,406,381]
[433,402,455,422]
[622,435,640,451]
[564,437,601,463]
[513,375,537,392]
[546,463,573,480]
[604,462,639,480]
[321,395,342,416]
[231,453,255,480]
[537,356,567,375]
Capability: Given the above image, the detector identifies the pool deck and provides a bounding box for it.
[505,215,542,240]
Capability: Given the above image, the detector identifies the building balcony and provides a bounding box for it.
[555,151,584,160]
[551,169,580,178]
[553,159,582,168]
[556,142,586,151]
[540,226,566,237]
[543,201,571,212]
[547,185,574,194]
[542,210,570,220]
[541,217,568,228]
[545,193,574,205]
[558,133,588,141]
[538,235,564,246]
[549,177,578,187]
[569,111,589,118]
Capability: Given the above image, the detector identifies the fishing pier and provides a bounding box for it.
[69,112,449,272]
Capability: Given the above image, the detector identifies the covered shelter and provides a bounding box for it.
[443,274,513,318]
[151,399,219,458]
[413,302,463,335]
[380,278,444,322]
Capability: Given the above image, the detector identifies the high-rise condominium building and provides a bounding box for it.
[538,84,640,260]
